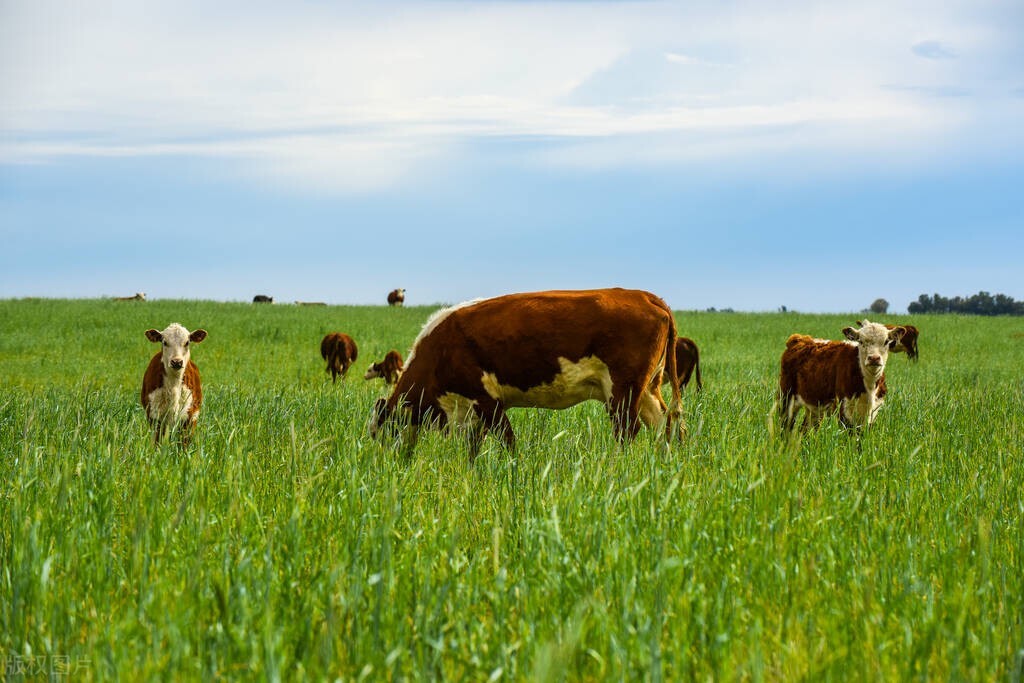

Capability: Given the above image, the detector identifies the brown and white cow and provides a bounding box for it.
[857,320,919,361]
[141,322,207,444]
[387,288,406,306]
[778,320,905,432]
[321,332,358,382]
[665,336,703,391]
[369,288,684,460]
[364,350,404,384]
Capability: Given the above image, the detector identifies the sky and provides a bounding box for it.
[2,0,1022,313]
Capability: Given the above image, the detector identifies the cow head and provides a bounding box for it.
[842,320,904,377]
[368,397,420,456]
[145,323,207,373]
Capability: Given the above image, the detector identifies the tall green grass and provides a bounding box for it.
[1,299,1022,680]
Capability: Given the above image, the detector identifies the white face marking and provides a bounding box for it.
[480,356,613,410]
[155,323,193,374]
[844,320,893,378]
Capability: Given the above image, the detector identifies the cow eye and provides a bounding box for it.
[184,341,190,347]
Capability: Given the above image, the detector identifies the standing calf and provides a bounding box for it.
[321,332,358,382]
[364,350,404,384]
[779,320,905,431]
[141,323,207,444]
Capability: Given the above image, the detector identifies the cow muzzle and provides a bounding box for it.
[170,358,185,370]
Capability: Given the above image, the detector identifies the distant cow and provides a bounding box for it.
[364,350,404,384]
[857,320,919,361]
[297,301,327,306]
[115,292,146,301]
[779,320,905,432]
[369,288,684,460]
[253,294,273,303]
[667,336,702,391]
[141,322,207,445]
[387,288,406,306]
[321,332,358,382]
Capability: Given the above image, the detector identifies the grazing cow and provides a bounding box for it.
[387,288,406,306]
[115,292,146,301]
[321,332,358,382]
[364,350,404,384]
[141,323,207,445]
[369,288,684,460]
[666,336,703,391]
[778,320,905,432]
[857,320,919,361]
[253,294,273,303]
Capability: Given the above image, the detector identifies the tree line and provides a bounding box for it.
[907,291,1024,316]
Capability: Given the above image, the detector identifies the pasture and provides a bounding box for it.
[1,298,1022,680]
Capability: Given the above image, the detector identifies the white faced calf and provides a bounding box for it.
[141,323,207,444]
[779,320,905,431]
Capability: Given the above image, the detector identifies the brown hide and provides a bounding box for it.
[321,332,358,382]
[780,335,870,405]
[387,289,405,306]
[378,288,682,456]
[140,352,203,438]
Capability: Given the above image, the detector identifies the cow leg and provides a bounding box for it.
[608,385,643,442]
[478,404,516,452]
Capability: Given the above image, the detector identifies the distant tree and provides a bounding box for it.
[869,298,889,314]
[907,291,1024,316]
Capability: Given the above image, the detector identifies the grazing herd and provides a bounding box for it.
[139,287,920,455]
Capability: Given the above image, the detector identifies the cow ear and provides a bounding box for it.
[842,327,859,342]
[888,326,906,342]
[190,329,208,343]
[145,329,162,343]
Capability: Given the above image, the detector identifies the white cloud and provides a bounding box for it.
[1,0,1020,192]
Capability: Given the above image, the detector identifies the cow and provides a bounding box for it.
[296,301,327,306]
[253,294,273,303]
[364,350,404,384]
[778,319,905,432]
[667,336,703,391]
[387,288,406,306]
[141,323,207,445]
[115,292,146,301]
[321,332,358,382]
[368,288,684,460]
[857,320,919,361]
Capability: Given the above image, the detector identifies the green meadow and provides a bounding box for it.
[1,298,1022,681]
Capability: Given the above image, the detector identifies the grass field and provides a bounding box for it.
[1,297,1022,681]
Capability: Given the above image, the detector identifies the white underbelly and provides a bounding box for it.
[480,356,612,409]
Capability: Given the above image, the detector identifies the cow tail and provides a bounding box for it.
[664,308,684,439]
[693,343,703,391]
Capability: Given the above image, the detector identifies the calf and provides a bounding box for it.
[665,336,703,391]
[141,323,207,444]
[369,288,684,460]
[321,332,358,382]
[857,320,919,361]
[387,288,406,306]
[779,320,905,431]
[364,350,404,384]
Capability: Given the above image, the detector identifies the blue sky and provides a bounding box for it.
[2,0,1022,312]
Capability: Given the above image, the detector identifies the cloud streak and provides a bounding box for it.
[1,0,1020,192]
